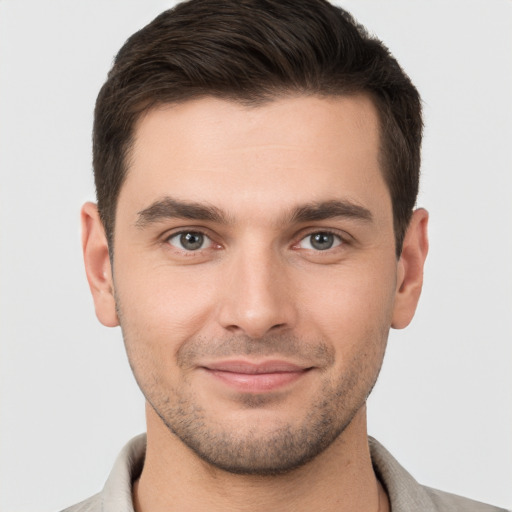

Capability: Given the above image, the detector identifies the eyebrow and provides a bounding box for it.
[135,196,372,229]
[290,200,373,224]
[135,197,228,228]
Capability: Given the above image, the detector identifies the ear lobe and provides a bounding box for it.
[81,202,119,327]
[391,208,429,329]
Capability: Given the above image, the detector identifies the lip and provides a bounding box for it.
[201,360,312,392]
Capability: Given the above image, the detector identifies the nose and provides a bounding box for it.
[217,243,297,339]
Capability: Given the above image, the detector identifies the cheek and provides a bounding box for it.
[296,260,397,349]
[114,266,222,397]
[114,263,220,354]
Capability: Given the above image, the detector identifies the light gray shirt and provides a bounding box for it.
[61,434,507,512]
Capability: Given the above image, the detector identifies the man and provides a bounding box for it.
[64,1,505,511]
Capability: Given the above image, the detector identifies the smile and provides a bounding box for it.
[201,360,313,392]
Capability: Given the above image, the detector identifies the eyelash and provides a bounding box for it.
[163,228,349,255]
[164,229,218,254]
[294,229,346,251]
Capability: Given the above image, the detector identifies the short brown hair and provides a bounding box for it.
[93,0,422,256]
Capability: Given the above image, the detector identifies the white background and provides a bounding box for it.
[1,1,511,510]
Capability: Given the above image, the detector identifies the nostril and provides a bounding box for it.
[225,324,243,333]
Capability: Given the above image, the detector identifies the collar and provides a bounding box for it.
[97,434,438,512]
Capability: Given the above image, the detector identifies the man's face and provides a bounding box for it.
[89,95,420,474]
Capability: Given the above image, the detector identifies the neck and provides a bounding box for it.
[134,404,389,512]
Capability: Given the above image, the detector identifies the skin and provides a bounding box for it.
[82,94,428,512]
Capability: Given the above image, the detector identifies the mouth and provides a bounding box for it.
[200,360,313,392]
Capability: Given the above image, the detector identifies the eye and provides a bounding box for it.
[297,232,343,251]
[167,231,212,251]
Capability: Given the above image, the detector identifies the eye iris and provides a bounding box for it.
[311,232,334,250]
[180,232,204,250]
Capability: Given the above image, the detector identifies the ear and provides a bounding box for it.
[391,208,429,329]
[81,202,119,327]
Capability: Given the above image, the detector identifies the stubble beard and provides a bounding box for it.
[121,329,387,476]
[149,377,364,476]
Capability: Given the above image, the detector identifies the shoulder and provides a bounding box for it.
[59,493,102,512]
[57,434,146,512]
[424,487,509,512]
[368,437,508,512]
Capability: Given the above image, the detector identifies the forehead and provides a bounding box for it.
[119,94,390,224]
